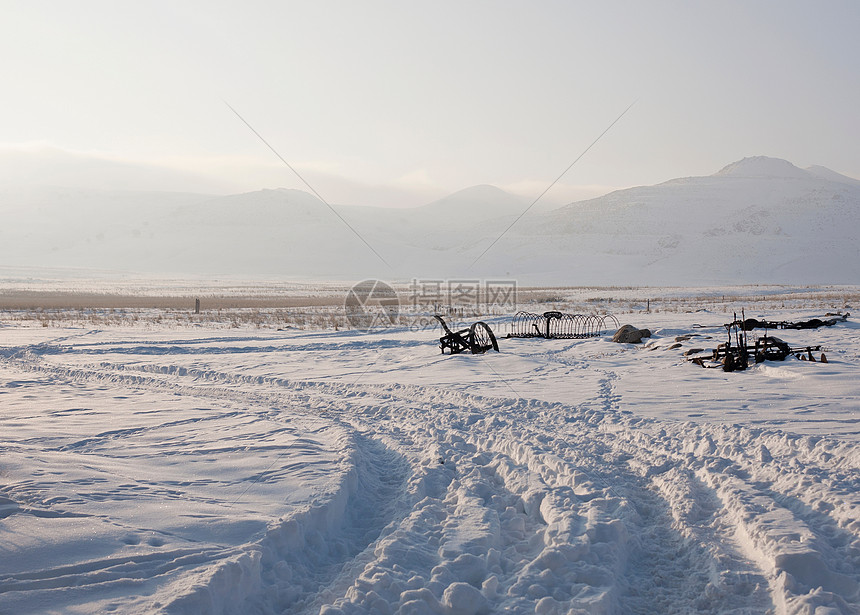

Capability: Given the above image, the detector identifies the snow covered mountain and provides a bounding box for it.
[499,156,860,285]
[414,184,530,221]
[2,157,858,284]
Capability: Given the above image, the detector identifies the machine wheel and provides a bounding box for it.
[469,321,499,353]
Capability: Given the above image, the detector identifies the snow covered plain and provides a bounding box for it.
[1,290,859,614]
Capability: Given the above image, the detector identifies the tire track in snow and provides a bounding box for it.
[5,344,860,613]
[587,363,772,612]
[3,347,420,615]
[4,350,634,612]
[694,469,860,614]
[475,410,745,614]
[603,417,860,613]
[385,382,854,613]
[321,385,721,614]
[582,352,860,614]
[169,435,411,615]
[0,355,751,611]
[0,547,232,593]
[311,417,583,614]
[637,467,773,614]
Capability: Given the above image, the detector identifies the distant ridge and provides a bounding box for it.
[415,184,527,220]
[509,156,860,284]
[805,165,860,186]
[1,157,858,285]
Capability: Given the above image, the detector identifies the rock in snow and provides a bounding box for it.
[612,324,652,344]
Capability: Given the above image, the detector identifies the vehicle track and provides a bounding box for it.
[3,339,858,613]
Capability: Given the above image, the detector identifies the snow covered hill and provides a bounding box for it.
[2,157,858,284]
[414,184,530,221]
[496,157,860,285]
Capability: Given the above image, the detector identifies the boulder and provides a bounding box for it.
[612,325,651,344]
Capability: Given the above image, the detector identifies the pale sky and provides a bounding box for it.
[2,1,858,207]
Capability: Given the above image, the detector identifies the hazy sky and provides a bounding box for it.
[2,1,858,207]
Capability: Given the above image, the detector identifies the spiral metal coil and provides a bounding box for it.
[509,311,619,339]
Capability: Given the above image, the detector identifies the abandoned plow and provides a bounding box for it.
[433,315,499,355]
[507,311,619,339]
[737,313,849,331]
[689,311,830,372]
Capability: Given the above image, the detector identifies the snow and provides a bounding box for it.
[413,185,533,221]
[1,291,858,614]
[714,157,812,179]
[805,166,860,187]
[2,156,858,285]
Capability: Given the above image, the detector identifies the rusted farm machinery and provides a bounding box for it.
[507,311,619,339]
[691,311,826,372]
[434,315,499,355]
[737,313,848,331]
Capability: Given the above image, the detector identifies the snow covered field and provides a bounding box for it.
[1,289,859,614]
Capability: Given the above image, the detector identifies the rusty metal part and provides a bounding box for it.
[508,311,619,339]
[434,315,499,354]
